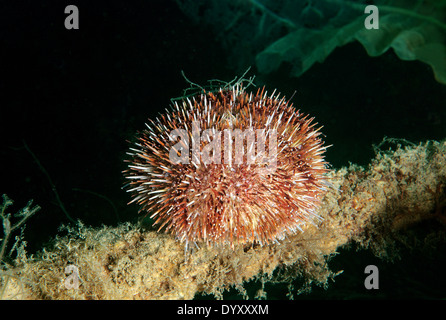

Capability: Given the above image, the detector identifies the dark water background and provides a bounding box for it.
[1,0,445,299]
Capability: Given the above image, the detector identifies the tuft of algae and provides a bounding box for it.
[2,139,446,299]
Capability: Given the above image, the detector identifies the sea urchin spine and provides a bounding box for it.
[124,83,329,247]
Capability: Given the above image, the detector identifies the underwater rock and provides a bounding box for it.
[2,139,445,299]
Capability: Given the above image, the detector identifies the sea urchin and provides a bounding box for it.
[124,83,329,247]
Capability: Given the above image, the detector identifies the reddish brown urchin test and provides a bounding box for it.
[124,84,329,247]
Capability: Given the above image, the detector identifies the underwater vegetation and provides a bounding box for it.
[176,0,446,84]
